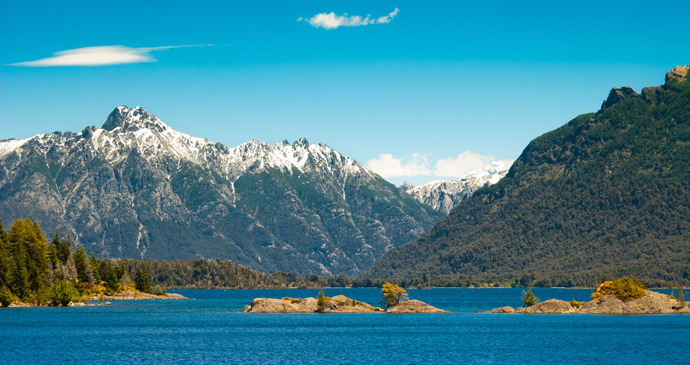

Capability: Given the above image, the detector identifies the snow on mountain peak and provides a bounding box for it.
[0,106,374,184]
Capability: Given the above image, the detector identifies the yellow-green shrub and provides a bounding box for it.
[570,299,585,308]
[612,277,647,302]
[592,281,615,299]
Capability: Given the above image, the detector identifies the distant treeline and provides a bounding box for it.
[2,217,687,303]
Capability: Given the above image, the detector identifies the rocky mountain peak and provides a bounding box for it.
[665,65,689,84]
[602,86,639,109]
[101,105,170,133]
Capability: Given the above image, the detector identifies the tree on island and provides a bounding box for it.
[522,287,539,307]
[679,282,685,306]
[317,289,330,309]
[381,282,408,309]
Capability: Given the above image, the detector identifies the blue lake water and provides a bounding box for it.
[1,288,688,364]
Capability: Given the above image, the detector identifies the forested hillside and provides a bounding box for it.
[366,66,690,285]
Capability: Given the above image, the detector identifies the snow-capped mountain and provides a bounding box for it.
[0,106,442,276]
[400,162,512,214]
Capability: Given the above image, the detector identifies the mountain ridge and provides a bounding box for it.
[0,106,443,276]
[367,66,690,283]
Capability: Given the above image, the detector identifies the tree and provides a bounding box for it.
[89,254,101,283]
[0,286,13,307]
[677,285,684,304]
[134,266,153,294]
[317,289,330,308]
[522,287,539,307]
[381,282,408,309]
[668,285,675,299]
[73,245,95,286]
[48,280,79,306]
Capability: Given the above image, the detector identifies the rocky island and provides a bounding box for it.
[488,278,690,315]
[243,283,449,313]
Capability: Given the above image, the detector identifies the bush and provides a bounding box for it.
[49,280,80,307]
[611,277,647,302]
[0,286,13,307]
[153,288,167,296]
[570,299,586,308]
[592,281,615,299]
[592,278,647,302]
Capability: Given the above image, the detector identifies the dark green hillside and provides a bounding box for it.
[367,66,690,283]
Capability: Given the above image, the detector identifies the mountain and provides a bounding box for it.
[0,106,442,276]
[399,162,511,214]
[367,66,690,283]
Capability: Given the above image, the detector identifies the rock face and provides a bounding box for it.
[315,295,380,313]
[386,299,450,313]
[517,299,575,314]
[665,65,689,84]
[91,292,188,301]
[0,106,442,276]
[489,306,515,313]
[489,290,689,315]
[242,297,319,313]
[578,291,675,314]
[399,162,511,215]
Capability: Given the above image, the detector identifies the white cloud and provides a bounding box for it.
[10,45,201,67]
[366,153,430,178]
[434,151,497,177]
[300,8,399,30]
[367,151,514,180]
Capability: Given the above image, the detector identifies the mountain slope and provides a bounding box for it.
[0,106,442,276]
[367,66,690,280]
[399,162,510,214]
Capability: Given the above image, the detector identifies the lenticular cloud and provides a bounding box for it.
[10,45,197,67]
[300,8,399,30]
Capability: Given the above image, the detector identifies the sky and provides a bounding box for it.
[1,0,689,186]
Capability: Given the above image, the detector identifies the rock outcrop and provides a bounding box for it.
[386,299,450,314]
[578,291,676,314]
[516,299,575,314]
[665,65,689,84]
[488,290,690,315]
[315,295,380,313]
[91,292,188,301]
[489,306,515,313]
[242,297,319,313]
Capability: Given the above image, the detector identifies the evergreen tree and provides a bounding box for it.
[74,245,93,283]
[522,287,540,307]
[679,282,686,306]
[134,266,153,294]
[9,248,30,300]
[90,254,101,283]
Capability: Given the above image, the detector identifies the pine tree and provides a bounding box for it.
[9,249,30,300]
[90,254,101,283]
[74,245,94,285]
[522,287,540,307]
[134,266,153,294]
[679,282,686,306]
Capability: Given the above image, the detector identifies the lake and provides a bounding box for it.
[1,288,688,364]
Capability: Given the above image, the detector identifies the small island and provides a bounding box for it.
[488,278,690,315]
[243,282,449,314]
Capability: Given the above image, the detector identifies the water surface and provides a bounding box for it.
[1,288,687,364]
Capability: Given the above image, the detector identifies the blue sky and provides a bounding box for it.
[1,1,688,185]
